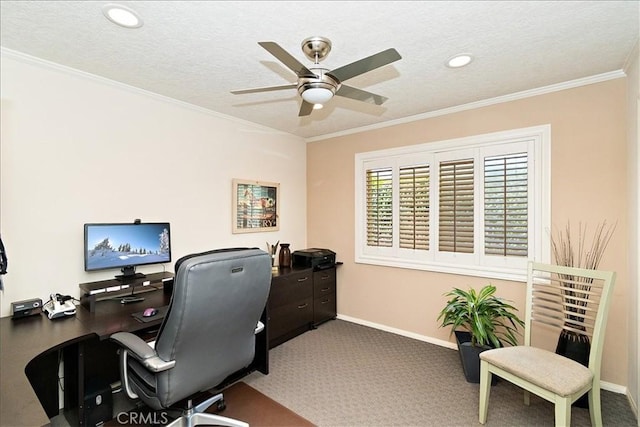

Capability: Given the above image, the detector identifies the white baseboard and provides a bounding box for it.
[337,314,457,351]
[625,392,638,420]
[600,380,627,394]
[336,314,628,395]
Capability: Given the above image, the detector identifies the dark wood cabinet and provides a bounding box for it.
[268,266,337,348]
[313,268,336,326]
[268,268,313,348]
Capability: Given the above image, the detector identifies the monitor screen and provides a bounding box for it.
[84,222,171,275]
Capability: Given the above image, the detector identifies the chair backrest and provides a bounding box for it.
[525,261,616,373]
[153,248,271,406]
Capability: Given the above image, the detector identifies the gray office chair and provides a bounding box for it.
[111,248,271,427]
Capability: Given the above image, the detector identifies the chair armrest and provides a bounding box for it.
[111,332,175,372]
[111,332,156,359]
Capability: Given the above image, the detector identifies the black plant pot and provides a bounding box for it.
[556,329,591,408]
[454,331,497,385]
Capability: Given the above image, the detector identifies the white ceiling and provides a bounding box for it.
[1,1,638,140]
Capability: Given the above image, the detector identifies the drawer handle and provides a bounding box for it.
[320,287,330,292]
[297,277,309,282]
[321,299,330,304]
[320,275,330,280]
[297,303,309,309]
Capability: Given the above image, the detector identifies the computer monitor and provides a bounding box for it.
[84,222,171,280]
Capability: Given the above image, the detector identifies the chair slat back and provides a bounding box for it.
[525,262,616,372]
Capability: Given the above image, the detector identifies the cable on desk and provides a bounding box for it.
[57,351,64,393]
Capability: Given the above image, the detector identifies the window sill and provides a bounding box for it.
[355,255,528,283]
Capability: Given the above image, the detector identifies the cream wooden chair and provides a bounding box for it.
[478,261,616,427]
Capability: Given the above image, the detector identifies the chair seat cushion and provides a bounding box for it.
[480,346,593,397]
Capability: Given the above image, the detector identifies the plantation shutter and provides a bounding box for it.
[439,159,474,253]
[399,165,430,250]
[366,167,393,247]
[484,153,528,256]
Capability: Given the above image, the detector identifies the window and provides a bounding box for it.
[484,153,528,257]
[366,168,393,247]
[399,165,429,250]
[355,125,550,281]
[439,159,474,253]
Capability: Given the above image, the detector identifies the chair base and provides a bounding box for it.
[166,392,248,427]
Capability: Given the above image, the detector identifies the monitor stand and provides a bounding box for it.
[115,266,146,282]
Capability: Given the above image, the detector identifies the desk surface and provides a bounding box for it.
[0,288,171,426]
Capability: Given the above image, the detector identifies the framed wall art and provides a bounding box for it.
[232,179,280,233]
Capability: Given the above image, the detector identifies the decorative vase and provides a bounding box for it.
[556,329,590,407]
[278,243,291,269]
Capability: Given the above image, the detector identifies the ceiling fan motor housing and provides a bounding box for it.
[297,69,340,102]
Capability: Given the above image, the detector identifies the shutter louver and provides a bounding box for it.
[399,165,430,250]
[366,168,393,247]
[484,153,528,256]
[439,159,474,253]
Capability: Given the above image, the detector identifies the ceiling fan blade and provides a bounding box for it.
[231,83,297,95]
[258,41,317,78]
[327,48,401,83]
[298,100,314,117]
[335,85,388,105]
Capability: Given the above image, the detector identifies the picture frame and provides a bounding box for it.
[232,179,280,233]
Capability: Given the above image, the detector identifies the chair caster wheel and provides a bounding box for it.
[217,399,226,411]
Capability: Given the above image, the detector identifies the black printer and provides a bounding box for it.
[292,248,336,270]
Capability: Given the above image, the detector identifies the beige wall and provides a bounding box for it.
[625,39,640,417]
[307,78,630,387]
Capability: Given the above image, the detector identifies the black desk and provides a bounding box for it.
[0,282,269,426]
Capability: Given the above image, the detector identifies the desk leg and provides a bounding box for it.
[62,341,86,425]
[78,341,86,426]
[256,307,269,375]
[64,337,120,425]
[25,351,60,419]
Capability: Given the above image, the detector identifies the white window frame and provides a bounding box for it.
[354,125,551,282]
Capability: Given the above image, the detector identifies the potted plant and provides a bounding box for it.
[437,284,524,383]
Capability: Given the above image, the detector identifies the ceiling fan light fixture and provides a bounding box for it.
[446,53,473,68]
[301,87,334,104]
[102,4,143,28]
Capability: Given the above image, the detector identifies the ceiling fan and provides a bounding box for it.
[231,36,402,117]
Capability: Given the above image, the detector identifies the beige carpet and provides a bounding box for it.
[244,319,637,426]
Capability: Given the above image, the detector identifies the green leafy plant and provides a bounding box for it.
[437,285,524,348]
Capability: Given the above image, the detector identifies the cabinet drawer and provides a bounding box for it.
[269,270,312,309]
[313,268,336,299]
[314,294,337,325]
[269,298,313,339]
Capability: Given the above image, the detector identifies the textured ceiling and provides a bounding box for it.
[1,1,638,140]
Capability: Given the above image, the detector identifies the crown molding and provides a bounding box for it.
[306,69,626,143]
[1,47,626,145]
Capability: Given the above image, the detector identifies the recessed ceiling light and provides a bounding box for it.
[446,54,473,68]
[102,4,143,29]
